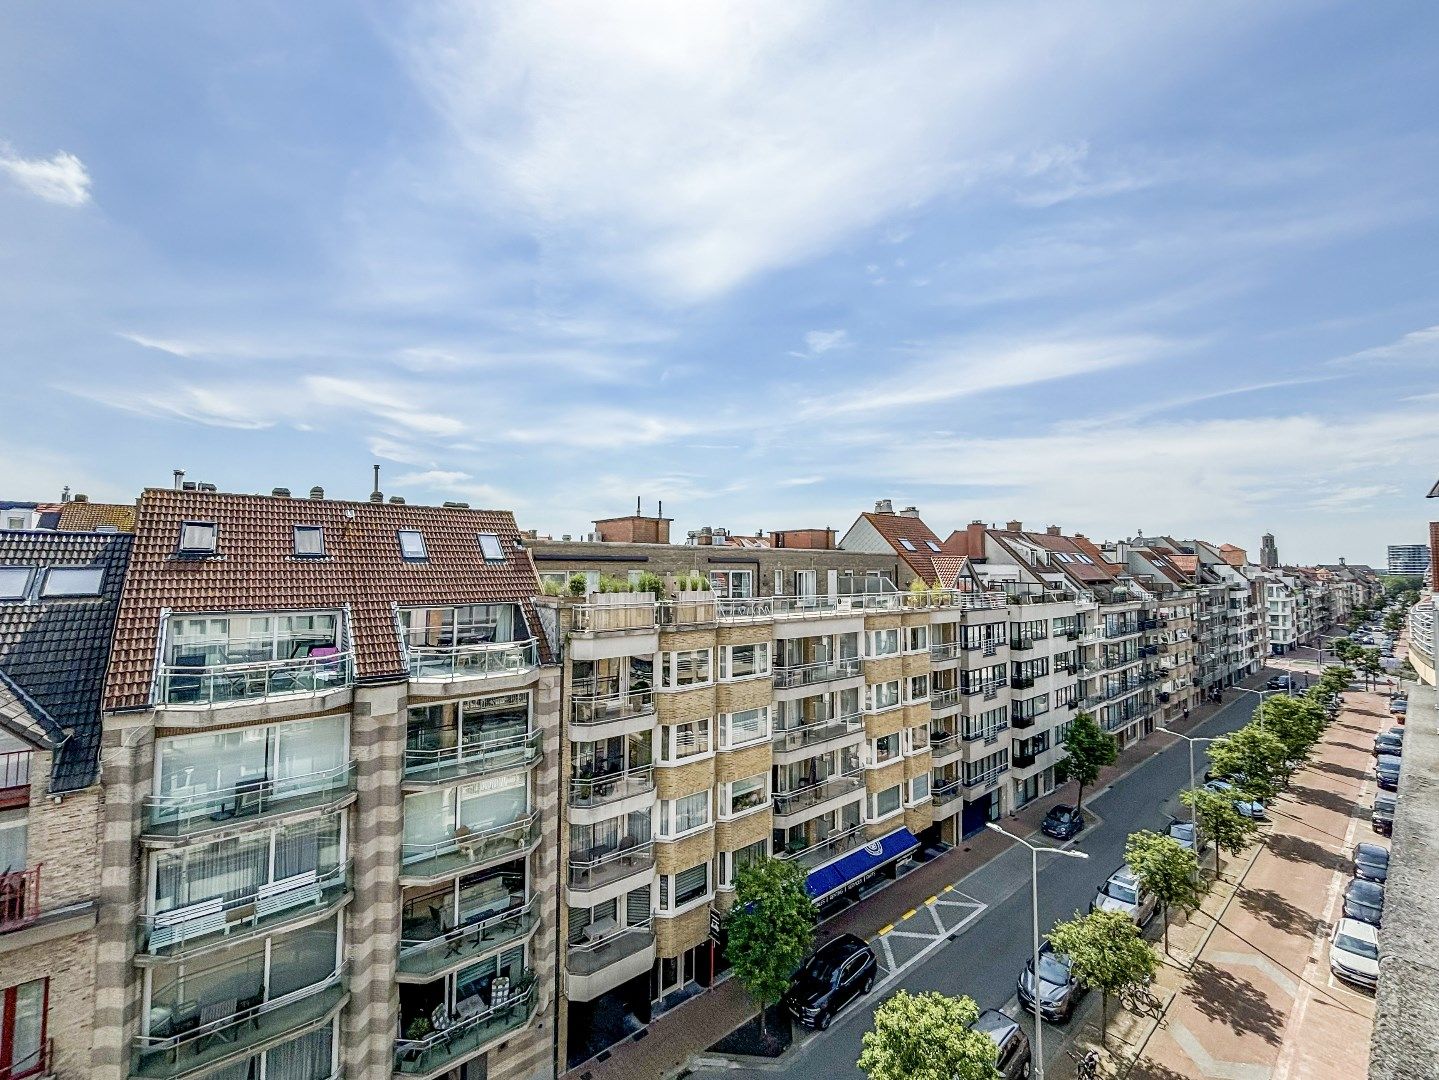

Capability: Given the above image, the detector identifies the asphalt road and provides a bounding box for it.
[695,690,1265,1080]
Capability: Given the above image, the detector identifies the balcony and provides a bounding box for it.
[403,731,542,787]
[394,980,537,1076]
[929,728,962,761]
[570,687,655,727]
[0,865,41,934]
[1102,652,1138,671]
[780,824,866,870]
[138,864,350,959]
[567,923,656,1000]
[407,639,539,683]
[963,721,1009,745]
[772,772,864,819]
[401,813,543,884]
[964,764,1008,790]
[1012,751,1037,769]
[1010,675,1035,690]
[398,896,541,981]
[932,778,964,808]
[571,603,657,633]
[656,596,719,628]
[0,751,30,810]
[143,763,356,839]
[771,713,863,755]
[773,657,862,689]
[1102,624,1139,640]
[569,765,655,810]
[156,652,353,708]
[929,687,960,713]
[133,972,346,1080]
[1010,704,1048,730]
[1010,637,1036,652]
[568,841,656,892]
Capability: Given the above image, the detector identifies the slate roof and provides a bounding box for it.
[58,500,137,533]
[105,488,551,711]
[0,529,132,792]
[856,512,949,582]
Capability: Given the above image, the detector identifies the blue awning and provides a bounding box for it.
[804,828,920,900]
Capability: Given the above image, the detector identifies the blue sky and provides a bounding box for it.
[2,2,1437,565]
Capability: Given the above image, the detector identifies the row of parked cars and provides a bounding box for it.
[1332,843,1391,989]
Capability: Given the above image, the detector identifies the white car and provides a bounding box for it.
[1169,819,1206,855]
[1205,780,1269,821]
[1330,917,1379,990]
[1090,865,1157,926]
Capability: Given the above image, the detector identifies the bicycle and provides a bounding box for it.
[1068,1047,1101,1080]
[1119,976,1163,1017]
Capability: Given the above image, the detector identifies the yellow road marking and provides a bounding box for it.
[878,923,894,935]
[924,895,938,906]
[901,908,917,920]
[943,884,954,892]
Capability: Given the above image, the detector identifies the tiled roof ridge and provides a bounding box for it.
[0,668,66,748]
[136,485,518,515]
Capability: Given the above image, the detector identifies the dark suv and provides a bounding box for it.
[972,1009,1033,1080]
[782,933,877,1030]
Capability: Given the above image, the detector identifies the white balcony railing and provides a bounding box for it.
[407,640,539,681]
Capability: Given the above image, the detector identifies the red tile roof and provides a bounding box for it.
[57,500,137,532]
[858,512,948,582]
[105,488,549,710]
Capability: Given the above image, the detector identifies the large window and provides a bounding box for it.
[402,774,529,861]
[868,680,901,711]
[659,719,711,762]
[718,840,768,889]
[0,979,45,1080]
[658,792,710,838]
[153,815,343,915]
[719,706,769,749]
[871,733,901,764]
[662,649,712,688]
[869,785,902,819]
[398,604,525,648]
[722,774,769,818]
[868,628,900,657]
[659,863,711,912]
[405,692,530,772]
[709,570,754,599]
[904,626,929,652]
[165,612,339,668]
[720,643,770,680]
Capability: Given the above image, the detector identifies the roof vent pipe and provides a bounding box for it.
[309,486,325,500]
[173,469,185,491]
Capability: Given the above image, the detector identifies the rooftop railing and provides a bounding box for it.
[157,651,353,707]
[407,640,539,681]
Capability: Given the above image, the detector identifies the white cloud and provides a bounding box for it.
[1338,324,1439,367]
[0,146,92,206]
[116,332,194,358]
[790,329,849,359]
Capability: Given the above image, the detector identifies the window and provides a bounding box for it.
[868,680,900,711]
[709,570,754,599]
[477,533,505,562]
[905,625,929,652]
[659,718,711,762]
[397,530,428,560]
[868,628,899,656]
[40,567,103,597]
[0,978,46,1079]
[720,643,769,680]
[662,649,712,688]
[909,774,930,802]
[0,568,31,601]
[659,791,710,837]
[660,862,711,911]
[3,516,25,532]
[719,707,770,749]
[898,539,917,552]
[724,774,769,817]
[178,521,217,554]
[869,784,902,819]
[906,674,930,702]
[871,732,900,764]
[719,839,768,888]
[293,526,325,557]
[0,809,26,873]
[925,540,942,553]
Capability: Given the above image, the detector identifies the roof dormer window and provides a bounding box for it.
[293,525,325,557]
[178,521,217,555]
[398,530,428,561]
[477,533,505,562]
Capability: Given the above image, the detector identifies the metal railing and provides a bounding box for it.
[398,896,541,978]
[144,762,355,837]
[570,686,655,726]
[568,765,655,808]
[568,841,656,891]
[930,641,962,662]
[403,730,541,784]
[157,651,353,706]
[930,687,961,711]
[779,824,866,870]
[773,657,861,689]
[1102,624,1140,639]
[567,923,655,976]
[771,713,863,753]
[0,750,30,792]
[401,813,543,877]
[394,981,536,1075]
[964,764,1008,789]
[932,778,964,806]
[772,771,864,817]
[407,639,538,681]
[963,721,1009,743]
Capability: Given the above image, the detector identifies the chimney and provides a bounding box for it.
[443,501,470,509]
[1005,520,1022,532]
[369,491,383,504]
[963,521,987,556]
[309,486,325,500]
[874,499,894,515]
[173,469,185,491]
[1046,525,1061,536]
[371,464,382,501]
[389,495,406,504]
[271,487,291,498]
[60,486,71,503]
[899,506,921,518]
[73,493,89,503]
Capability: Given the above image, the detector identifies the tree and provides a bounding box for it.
[1384,611,1404,634]
[857,990,999,1080]
[1355,647,1384,690]
[1047,910,1159,1047]
[1256,695,1326,771]
[1180,786,1258,878]
[725,856,816,1041]
[1125,830,1204,954]
[1207,723,1287,802]
[1332,638,1358,664]
[1054,711,1117,814]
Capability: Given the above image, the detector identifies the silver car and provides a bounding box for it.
[1090,865,1157,925]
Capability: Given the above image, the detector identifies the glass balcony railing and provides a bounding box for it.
[157,653,353,707]
[398,897,541,980]
[403,730,542,785]
[567,924,654,976]
[137,864,350,958]
[568,765,655,809]
[407,640,539,681]
[401,813,542,881]
[771,713,863,754]
[570,688,655,726]
[779,825,866,870]
[143,763,355,838]
[773,658,862,689]
[394,981,537,1075]
[568,841,656,892]
[932,778,964,807]
[133,972,346,1079]
[772,772,863,818]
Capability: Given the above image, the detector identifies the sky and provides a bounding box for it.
[1,1,1437,566]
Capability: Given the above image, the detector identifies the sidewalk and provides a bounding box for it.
[1129,680,1385,1079]
[565,675,1271,1080]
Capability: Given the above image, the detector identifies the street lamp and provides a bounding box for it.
[987,822,1089,1080]
[1231,684,1276,720]
[1154,731,1218,819]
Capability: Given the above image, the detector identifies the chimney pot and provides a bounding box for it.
[369,492,383,503]
[875,499,894,514]
[60,486,71,503]
[73,493,88,503]
[389,495,406,504]
[309,486,324,500]
[1005,520,1022,532]
[271,487,291,498]
[1046,525,1061,536]
[173,469,185,491]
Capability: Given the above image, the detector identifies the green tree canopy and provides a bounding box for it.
[1207,723,1288,802]
[1055,711,1117,813]
[1355,647,1384,688]
[857,990,999,1080]
[725,856,817,1038]
[1048,909,1159,1046]
[1180,785,1258,877]
[1257,695,1326,767]
[1124,830,1204,953]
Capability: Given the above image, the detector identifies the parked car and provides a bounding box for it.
[1017,942,1085,1022]
[1091,865,1157,926]
[1265,674,1294,691]
[1372,792,1397,835]
[1168,819,1205,854]
[782,933,877,1030]
[1205,779,1269,820]
[1040,804,1084,841]
[1375,754,1402,791]
[1373,732,1403,757]
[1391,698,1409,716]
[971,1009,1033,1080]
[1329,918,1380,990]
[1352,842,1390,883]
[1342,877,1384,926]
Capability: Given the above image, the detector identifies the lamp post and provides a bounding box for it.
[1154,731,1218,819]
[987,823,1089,1080]
[1231,684,1275,719]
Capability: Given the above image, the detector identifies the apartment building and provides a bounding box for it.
[0,527,133,1079]
[1387,544,1430,576]
[1114,545,1201,725]
[95,487,560,1080]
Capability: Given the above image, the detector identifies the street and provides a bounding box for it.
[691,690,1268,1080]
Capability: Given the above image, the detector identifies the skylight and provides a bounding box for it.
[41,566,104,597]
[178,521,217,554]
[898,538,917,552]
[294,525,325,557]
[0,567,32,600]
[398,530,428,560]
[477,533,505,562]
[924,541,942,553]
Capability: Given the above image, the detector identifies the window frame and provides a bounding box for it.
[662,649,713,689]
[0,568,32,601]
[721,773,770,819]
[39,566,104,598]
[658,791,711,839]
[292,525,325,558]
[177,521,218,555]
[477,533,505,562]
[719,642,770,681]
[397,530,429,561]
[719,706,770,750]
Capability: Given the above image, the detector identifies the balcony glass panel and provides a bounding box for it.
[396,952,533,1075]
[403,777,534,876]
[160,613,349,706]
[405,693,538,782]
[399,894,539,980]
[567,923,655,976]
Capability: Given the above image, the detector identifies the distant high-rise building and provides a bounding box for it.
[1259,533,1279,569]
[1387,544,1431,576]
